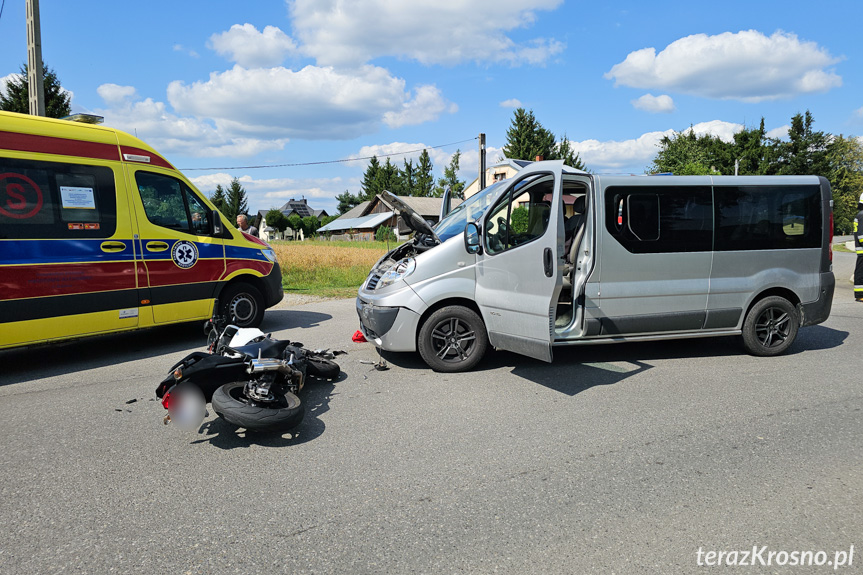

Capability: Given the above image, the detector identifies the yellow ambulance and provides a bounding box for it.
[0,111,283,349]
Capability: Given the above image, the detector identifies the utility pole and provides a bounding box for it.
[26,0,45,116]
[478,133,486,192]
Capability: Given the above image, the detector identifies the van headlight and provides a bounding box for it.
[376,258,416,290]
[262,249,277,263]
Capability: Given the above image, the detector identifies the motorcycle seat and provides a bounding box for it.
[232,338,291,360]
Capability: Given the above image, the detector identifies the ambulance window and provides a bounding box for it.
[135,171,210,235]
[0,158,117,240]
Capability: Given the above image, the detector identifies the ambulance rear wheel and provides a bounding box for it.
[220,282,265,328]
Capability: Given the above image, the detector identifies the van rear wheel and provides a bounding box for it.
[220,282,265,328]
[741,296,799,356]
[418,306,488,372]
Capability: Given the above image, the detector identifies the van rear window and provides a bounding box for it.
[0,158,117,239]
[713,185,821,251]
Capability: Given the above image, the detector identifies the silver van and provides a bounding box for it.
[356,161,835,372]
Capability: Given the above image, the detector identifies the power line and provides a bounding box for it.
[180,136,478,171]
[0,0,6,24]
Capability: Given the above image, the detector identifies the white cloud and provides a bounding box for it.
[96,83,137,106]
[290,0,565,66]
[686,120,743,143]
[766,125,790,139]
[0,73,17,97]
[208,24,297,68]
[605,30,842,102]
[500,98,522,108]
[383,85,457,128]
[631,93,675,113]
[853,107,863,120]
[167,65,455,140]
[95,85,289,158]
[173,44,200,58]
[569,120,750,171]
[350,142,453,169]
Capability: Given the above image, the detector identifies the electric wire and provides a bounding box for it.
[180,136,478,171]
[0,0,5,24]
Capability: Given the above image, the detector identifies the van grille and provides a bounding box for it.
[366,273,381,291]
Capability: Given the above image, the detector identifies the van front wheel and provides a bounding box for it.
[418,306,488,372]
[220,282,265,328]
[741,296,799,356]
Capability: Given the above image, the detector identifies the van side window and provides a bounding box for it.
[605,185,713,253]
[485,176,554,255]
[0,158,117,239]
[714,185,821,251]
[135,171,211,235]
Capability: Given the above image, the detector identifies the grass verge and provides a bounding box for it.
[272,240,391,298]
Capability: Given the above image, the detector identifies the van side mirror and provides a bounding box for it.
[440,188,452,220]
[210,210,224,236]
[464,222,482,254]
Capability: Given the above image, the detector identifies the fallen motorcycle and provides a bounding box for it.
[156,315,340,433]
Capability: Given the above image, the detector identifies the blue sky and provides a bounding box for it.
[2,0,861,216]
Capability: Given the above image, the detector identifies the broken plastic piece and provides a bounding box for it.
[352,330,367,343]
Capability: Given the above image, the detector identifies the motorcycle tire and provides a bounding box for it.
[211,382,305,432]
[306,357,340,379]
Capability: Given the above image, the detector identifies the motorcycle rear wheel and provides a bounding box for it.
[211,382,304,432]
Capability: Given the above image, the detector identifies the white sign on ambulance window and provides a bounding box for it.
[60,186,97,210]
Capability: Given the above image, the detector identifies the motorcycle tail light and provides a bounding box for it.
[161,391,173,410]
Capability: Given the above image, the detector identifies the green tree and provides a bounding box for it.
[400,158,417,196]
[360,156,381,201]
[557,134,586,170]
[416,149,435,197]
[265,208,288,238]
[772,111,830,177]
[510,206,529,234]
[320,214,339,227]
[375,225,397,242]
[826,135,863,234]
[210,184,228,214]
[374,157,398,196]
[648,128,721,175]
[433,150,465,198]
[302,215,320,237]
[0,62,72,118]
[224,177,248,224]
[335,189,362,214]
[728,119,768,175]
[502,108,557,161]
[287,214,303,236]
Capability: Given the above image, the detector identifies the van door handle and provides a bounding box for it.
[543,247,553,277]
[146,241,170,252]
[100,241,127,253]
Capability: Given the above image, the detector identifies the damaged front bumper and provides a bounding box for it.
[356,289,425,352]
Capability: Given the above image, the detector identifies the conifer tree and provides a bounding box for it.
[416,149,435,197]
[0,62,71,118]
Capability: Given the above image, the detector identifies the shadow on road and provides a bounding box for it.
[0,308,337,387]
[188,372,346,450]
[260,309,333,332]
[382,326,849,397]
[0,322,207,386]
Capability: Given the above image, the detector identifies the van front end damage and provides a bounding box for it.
[356,283,427,352]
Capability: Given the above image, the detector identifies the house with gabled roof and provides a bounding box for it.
[254,198,329,241]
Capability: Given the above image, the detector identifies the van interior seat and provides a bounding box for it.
[563,195,587,286]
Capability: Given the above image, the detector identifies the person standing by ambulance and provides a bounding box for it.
[855,193,863,301]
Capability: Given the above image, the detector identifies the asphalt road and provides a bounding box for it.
[1,252,860,574]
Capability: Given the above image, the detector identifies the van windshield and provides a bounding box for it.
[434,179,509,242]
